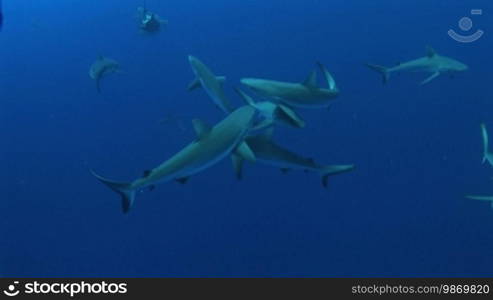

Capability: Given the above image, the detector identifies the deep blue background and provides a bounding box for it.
[1,0,492,277]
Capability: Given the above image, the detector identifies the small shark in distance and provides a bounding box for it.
[89,56,120,93]
[366,46,468,85]
[235,87,305,131]
[481,123,493,167]
[92,106,257,213]
[188,55,233,114]
[232,130,354,187]
[240,62,339,109]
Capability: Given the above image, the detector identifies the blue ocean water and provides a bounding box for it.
[1,0,492,277]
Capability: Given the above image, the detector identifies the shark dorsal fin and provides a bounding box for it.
[426,46,437,58]
[192,119,212,139]
[302,69,318,88]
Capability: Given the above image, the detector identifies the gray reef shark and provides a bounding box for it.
[188,55,233,114]
[92,106,256,213]
[232,130,354,187]
[366,47,468,85]
[235,87,305,130]
[89,56,120,93]
[240,62,339,109]
[481,123,493,166]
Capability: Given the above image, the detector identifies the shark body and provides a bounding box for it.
[92,106,257,213]
[89,56,120,93]
[188,55,233,114]
[241,62,338,109]
[366,47,468,85]
[233,132,354,187]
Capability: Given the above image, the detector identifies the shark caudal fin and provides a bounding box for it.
[366,63,390,84]
[91,170,136,213]
[320,165,355,188]
[481,123,493,167]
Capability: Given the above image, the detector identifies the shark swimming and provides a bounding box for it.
[235,87,305,130]
[232,130,354,187]
[240,62,339,109]
[188,55,233,114]
[92,106,257,213]
[366,46,468,85]
[481,123,493,166]
[89,56,120,93]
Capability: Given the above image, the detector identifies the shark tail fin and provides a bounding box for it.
[91,170,136,213]
[320,165,355,188]
[481,123,493,166]
[366,63,390,84]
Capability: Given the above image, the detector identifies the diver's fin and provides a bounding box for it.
[420,72,440,85]
[192,119,212,139]
[235,142,256,162]
[366,63,390,84]
[231,154,245,180]
[302,69,318,88]
[319,165,355,188]
[90,170,136,213]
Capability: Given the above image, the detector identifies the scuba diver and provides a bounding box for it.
[136,4,167,34]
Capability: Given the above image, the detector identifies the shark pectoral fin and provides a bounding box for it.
[302,69,318,88]
[175,177,190,184]
[235,142,256,162]
[365,63,390,84]
[192,119,212,139]
[231,154,244,180]
[421,72,440,85]
[90,170,136,213]
[234,87,256,106]
[277,105,305,128]
[187,78,202,91]
[426,46,437,58]
[316,62,337,91]
[252,119,274,131]
[320,165,355,188]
